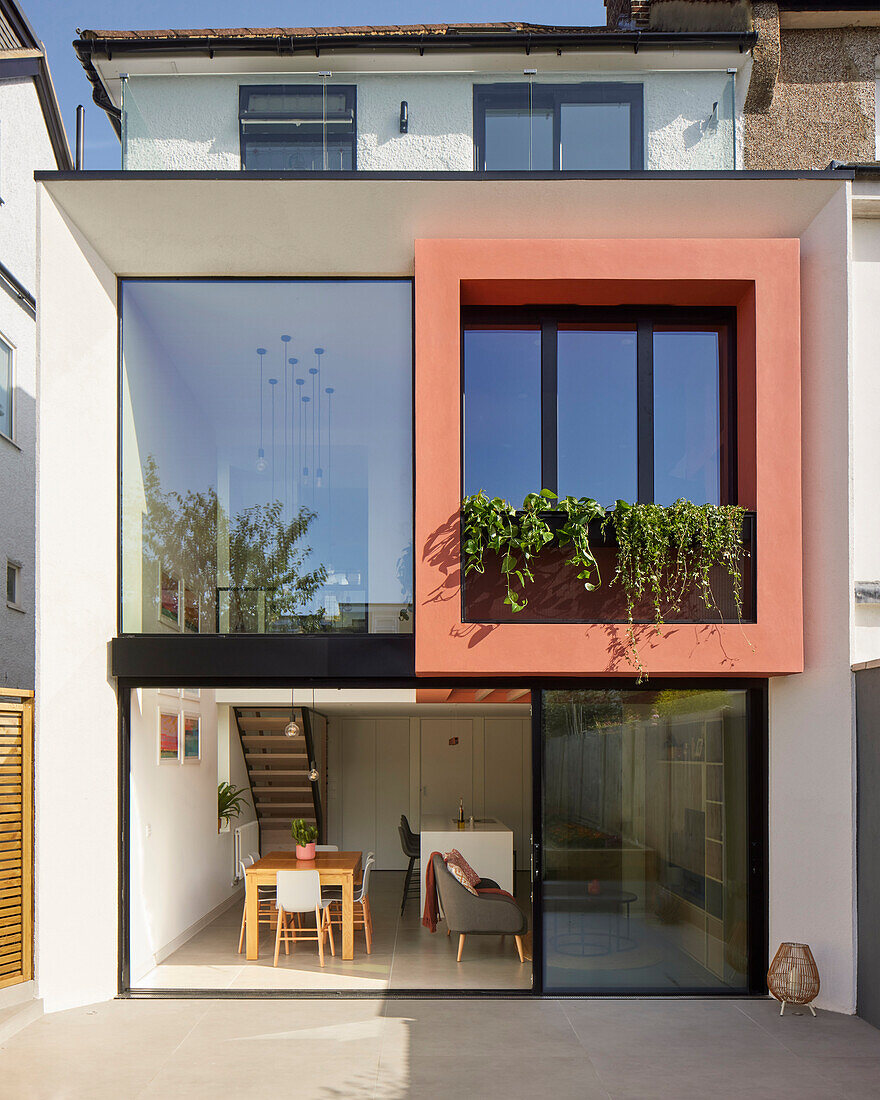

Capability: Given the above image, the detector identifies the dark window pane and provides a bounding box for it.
[6,563,15,604]
[557,329,637,505]
[484,107,553,170]
[653,331,722,505]
[240,85,355,172]
[463,329,541,503]
[542,688,751,993]
[560,101,632,170]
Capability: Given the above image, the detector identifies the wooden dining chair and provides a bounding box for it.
[237,855,277,953]
[326,856,375,954]
[274,869,336,967]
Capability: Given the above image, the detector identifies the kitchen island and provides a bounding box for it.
[419,815,514,912]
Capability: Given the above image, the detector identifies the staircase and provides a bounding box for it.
[233,707,322,850]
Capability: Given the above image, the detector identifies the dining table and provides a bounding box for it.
[245,850,363,961]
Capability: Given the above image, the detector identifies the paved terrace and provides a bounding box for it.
[1,996,879,1098]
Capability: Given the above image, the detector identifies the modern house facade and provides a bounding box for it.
[0,0,70,690]
[16,7,876,1020]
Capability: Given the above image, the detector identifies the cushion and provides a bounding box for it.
[443,849,480,895]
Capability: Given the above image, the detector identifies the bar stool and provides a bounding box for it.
[398,823,420,915]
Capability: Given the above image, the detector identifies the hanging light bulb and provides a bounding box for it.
[284,719,301,738]
[308,767,319,783]
[255,347,267,470]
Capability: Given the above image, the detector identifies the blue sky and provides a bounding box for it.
[25,0,608,168]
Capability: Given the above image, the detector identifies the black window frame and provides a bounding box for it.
[239,84,358,172]
[462,305,737,506]
[473,82,644,172]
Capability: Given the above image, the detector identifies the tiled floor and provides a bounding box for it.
[135,870,533,992]
[1,996,878,1099]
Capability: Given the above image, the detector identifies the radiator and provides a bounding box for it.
[234,820,261,881]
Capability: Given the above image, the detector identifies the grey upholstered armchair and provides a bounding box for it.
[431,852,527,963]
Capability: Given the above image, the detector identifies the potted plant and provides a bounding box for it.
[218,781,250,833]
[291,818,318,860]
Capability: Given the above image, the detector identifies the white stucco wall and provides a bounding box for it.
[35,189,118,1012]
[129,690,255,983]
[852,216,880,663]
[122,69,738,172]
[0,77,57,690]
[768,185,856,1014]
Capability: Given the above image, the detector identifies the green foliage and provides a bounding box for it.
[290,818,319,846]
[218,781,250,824]
[462,491,747,677]
[141,456,327,633]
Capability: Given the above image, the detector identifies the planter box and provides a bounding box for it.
[463,512,756,625]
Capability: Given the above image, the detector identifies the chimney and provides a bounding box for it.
[605,0,653,28]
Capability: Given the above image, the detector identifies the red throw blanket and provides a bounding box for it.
[422,851,443,932]
[422,855,517,933]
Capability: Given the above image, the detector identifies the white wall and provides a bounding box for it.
[852,217,880,662]
[0,77,60,690]
[35,190,119,1012]
[122,69,737,172]
[326,713,531,872]
[769,185,856,1014]
[129,690,255,982]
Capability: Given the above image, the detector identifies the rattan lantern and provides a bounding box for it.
[767,943,820,1016]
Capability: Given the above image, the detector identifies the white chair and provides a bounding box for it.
[327,856,375,954]
[274,869,335,967]
[237,855,277,953]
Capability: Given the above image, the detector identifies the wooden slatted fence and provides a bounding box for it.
[0,690,32,989]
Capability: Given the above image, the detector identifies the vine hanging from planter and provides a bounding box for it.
[461,490,748,676]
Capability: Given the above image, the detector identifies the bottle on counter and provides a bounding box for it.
[458,797,465,829]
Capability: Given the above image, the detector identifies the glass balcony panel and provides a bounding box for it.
[121,279,412,634]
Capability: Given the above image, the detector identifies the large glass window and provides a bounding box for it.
[239,85,356,171]
[0,336,12,440]
[121,280,412,634]
[541,688,756,993]
[475,83,643,172]
[463,310,732,507]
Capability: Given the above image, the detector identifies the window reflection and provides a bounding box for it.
[463,328,541,503]
[121,280,412,634]
[654,330,722,506]
[542,688,751,993]
[557,328,637,505]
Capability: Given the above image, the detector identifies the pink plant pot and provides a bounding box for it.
[295,842,316,860]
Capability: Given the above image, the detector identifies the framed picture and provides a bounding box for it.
[182,687,200,701]
[183,714,200,763]
[183,585,199,634]
[159,711,179,763]
[159,567,180,629]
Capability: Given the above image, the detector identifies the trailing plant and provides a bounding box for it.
[461,490,604,612]
[461,490,747,678]
[290,818,319,846]
[218,781,250,826]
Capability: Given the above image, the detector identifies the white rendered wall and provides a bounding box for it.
[129,690,255,983]
[34,190,119,1012]
[0,78,57,689]
[852,217,880,662]
[769,185,856,1014]
[122,70,737,172]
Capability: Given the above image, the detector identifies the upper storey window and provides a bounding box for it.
[239,85,357,171]
[474,83,644,171]
[463,309,732,508]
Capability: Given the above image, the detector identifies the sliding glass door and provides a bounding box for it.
[540,688,758,993]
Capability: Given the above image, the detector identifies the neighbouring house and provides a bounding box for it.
[0,0,70,691]
[7,11,877,1041]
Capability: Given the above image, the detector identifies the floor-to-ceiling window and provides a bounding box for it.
[540,687,758,993]
[120,279,412,635]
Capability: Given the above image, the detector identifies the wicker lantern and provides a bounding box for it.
[767,943,820,1016]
